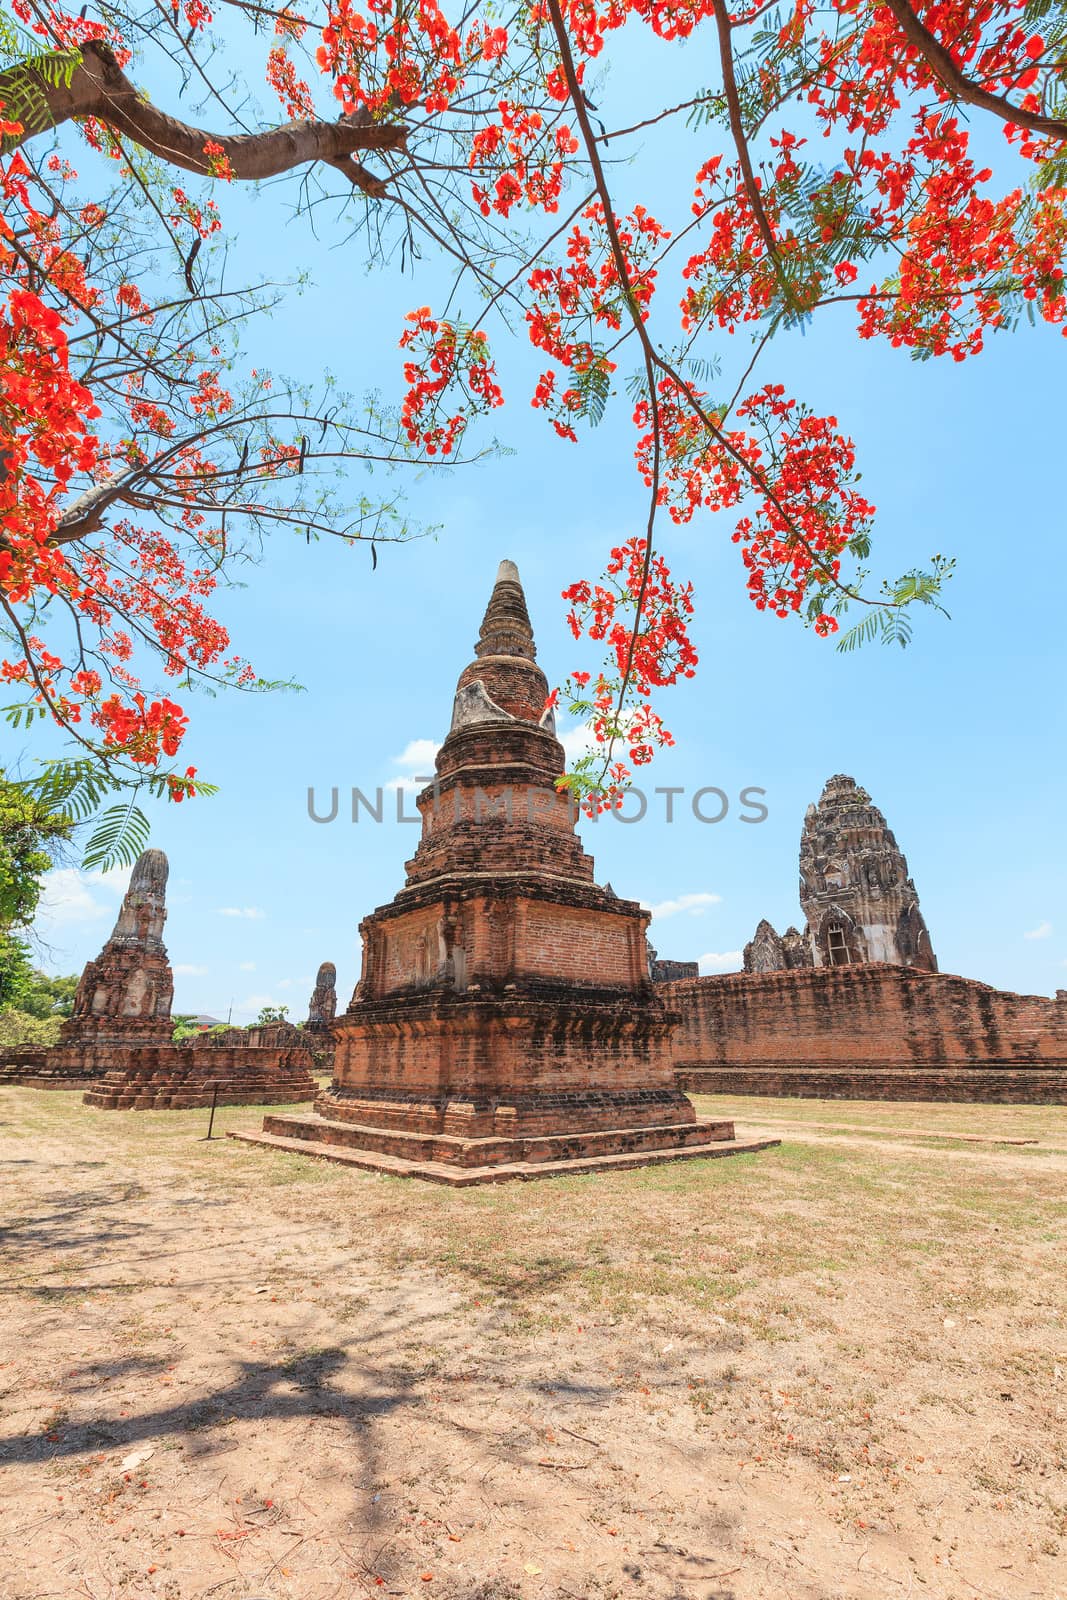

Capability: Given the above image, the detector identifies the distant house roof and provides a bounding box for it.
[191,1014,224,1028]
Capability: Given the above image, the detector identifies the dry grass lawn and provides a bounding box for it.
[0,1087,1064,1600]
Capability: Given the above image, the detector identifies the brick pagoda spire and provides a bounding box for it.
[236,561,757,1182]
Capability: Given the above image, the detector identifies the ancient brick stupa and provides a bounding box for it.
[44,847,319,1110]
[235,561,765,1183]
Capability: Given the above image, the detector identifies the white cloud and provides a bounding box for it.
[174,963,208,977]
[232,992,290,1020]
[238,960,256,972]
[394,737,441,770]
[216,906,266,920]
[1024,920,1053,940]
[646,892,723,920]
[34,865,131,930]
[386,737,441,795]
[557,719,597,767]
[697,950,743,974]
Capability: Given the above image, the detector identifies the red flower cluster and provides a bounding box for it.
[399,307,503,455]
[5,0,1063,807]
[555,538,696,810]
[0,113,258,792]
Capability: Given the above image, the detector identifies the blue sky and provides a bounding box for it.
[19,22,1067,1015]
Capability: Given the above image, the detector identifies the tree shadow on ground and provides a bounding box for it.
[0,1345,405,1466]
[0,1182,148,1254]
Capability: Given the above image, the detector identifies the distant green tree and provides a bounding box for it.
[17,969,78,1020]
[172,1015,202,1041]
[254,1006,289,1027]
[0,1006,63,1050]
[0,933,35,1011]
[0,772,72,933]
[0,774,75,1036]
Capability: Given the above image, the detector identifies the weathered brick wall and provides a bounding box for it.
[81,1039,318,1109]
[667,965,1067,1103]
[517,901,641,987]
[327,991,692,1136]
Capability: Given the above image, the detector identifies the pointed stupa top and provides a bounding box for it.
[449,560,554,732]
[473,558,537,663]
[805,774,883,837]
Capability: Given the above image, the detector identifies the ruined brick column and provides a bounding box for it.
[48,849,175,1078]
[305,962,338,1033]
[235,562,770,1181]
[743,775,936,973]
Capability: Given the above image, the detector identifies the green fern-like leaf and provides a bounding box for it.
[0,47,82,145]
[575,360,611,427]
[82,803,152,872]
[835,612,881,653]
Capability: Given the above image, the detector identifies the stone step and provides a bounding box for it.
[258,1112,737,1168]
[228,1128,781,1186]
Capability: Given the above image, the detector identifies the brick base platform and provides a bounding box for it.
[0,1050,91,1090]
[677,1064,1067,1103]
[82,1043,318,1110]
[1,1073,102,1091]
[229,1111,778,1185]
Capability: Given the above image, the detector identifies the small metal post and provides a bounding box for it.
[201,1079,221,1140]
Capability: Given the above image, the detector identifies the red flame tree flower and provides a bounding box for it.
[3,0,1063,827]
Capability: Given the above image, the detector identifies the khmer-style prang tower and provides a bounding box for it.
[743,774,937,973]
[235,561,763,1182]
[798,774,937,969]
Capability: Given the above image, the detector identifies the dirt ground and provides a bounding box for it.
[1,1089,1064,1600]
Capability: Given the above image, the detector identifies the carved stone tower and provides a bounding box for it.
[798,775,937,971]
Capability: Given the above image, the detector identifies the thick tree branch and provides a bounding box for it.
[880,0,1067,140]
[1,40,406,192]
[712,0,803,310]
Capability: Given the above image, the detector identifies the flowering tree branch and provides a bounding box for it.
[878,0,1067,139]
[1,39,407,191]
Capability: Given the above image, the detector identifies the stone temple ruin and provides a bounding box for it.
[2,566,1064,1125]
[54,848,175,1073]
[743,774,937,973]
[233,560,774,1182]
[666,777,1067,1103]
[3,851,321,1108]
[1,849,177,1089]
